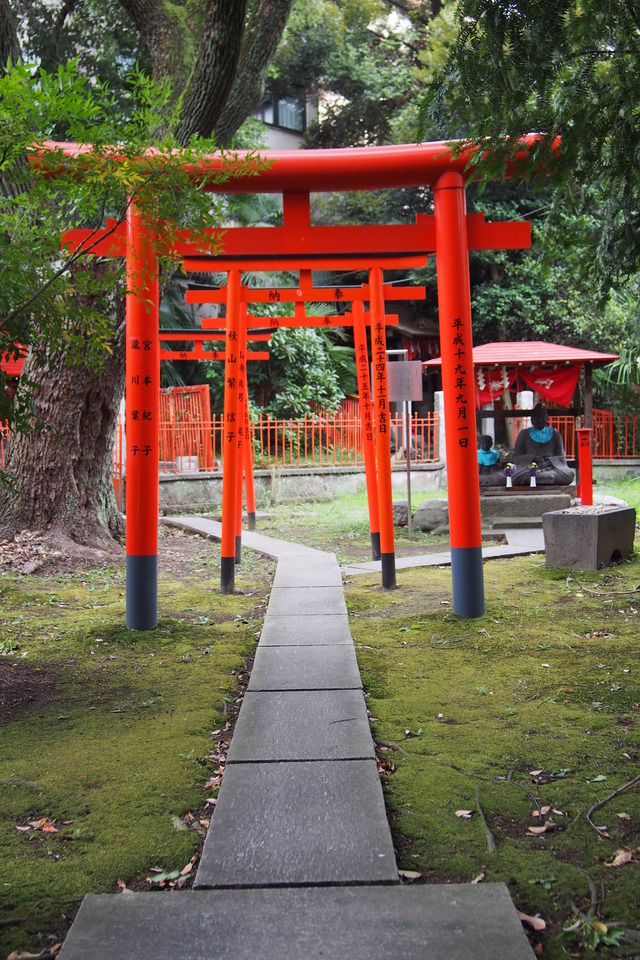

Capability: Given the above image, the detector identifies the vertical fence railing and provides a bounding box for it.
[141,410,440,473]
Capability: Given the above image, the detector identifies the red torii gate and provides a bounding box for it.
[184,272,423,591]
[53,140,533,628]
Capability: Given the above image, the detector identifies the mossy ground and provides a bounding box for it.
[0,527,275,958]
[2,484,640,959]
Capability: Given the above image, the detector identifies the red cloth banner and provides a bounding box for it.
[519,363,581,405]
[474,363,580,407]
[475,366,516,405]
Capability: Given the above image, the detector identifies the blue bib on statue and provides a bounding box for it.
[528,426,554,444]
[478,448,500,466]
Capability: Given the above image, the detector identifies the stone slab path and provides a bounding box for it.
[58,520,535,959]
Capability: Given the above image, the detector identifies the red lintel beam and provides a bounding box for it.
[159,330,271,342]
[160,348,269,361]
[190,286,425,305]
[62,211,528,261]
[37,136,556,194]
[202,314,400,329]
[181,255,428,272]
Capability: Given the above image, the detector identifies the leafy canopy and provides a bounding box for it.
[419,0,640,288]
[0,60,261,426]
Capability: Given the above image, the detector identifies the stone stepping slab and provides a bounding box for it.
[265,585,348,618]
[273,554,343,588]
[194,759,397,888]
[58,884,535,960]
[248,644,361,691]
[259,613,352,646]
[226,689,374,762]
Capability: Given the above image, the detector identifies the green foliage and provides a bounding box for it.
[206,325,355,418]
[0,60,261,431]
[419,0,640,289]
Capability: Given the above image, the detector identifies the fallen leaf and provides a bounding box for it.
[616,812,631,820]
[606,848,634,867]
[455,810,473,819]
[14,825,30,833]
[529,769,543,778]
[588,774,608,782]
[42,822,58,834]
[116,879,130,893]
[179,862,193,876]
[517,911,547,932]
[171,816,188,831]
[526,820,558,836]
[471,872,485,884]
[532,805,552,818]
[398,869,422,881]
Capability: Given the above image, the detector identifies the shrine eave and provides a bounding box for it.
[423,340,619,369]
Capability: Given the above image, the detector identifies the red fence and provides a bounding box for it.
[151,409,440,473]
[514,409,640,460]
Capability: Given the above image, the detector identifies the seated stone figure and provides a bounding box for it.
[477,434,505,486]
[512,404,575,486]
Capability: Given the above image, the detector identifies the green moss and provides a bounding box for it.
[347,554,640,959]
[0,538,273,955]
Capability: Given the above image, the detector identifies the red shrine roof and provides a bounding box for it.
[423,340,619,368]
[0,346,27,378]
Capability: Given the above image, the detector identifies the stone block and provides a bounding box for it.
[194,760,398,887]
[266,585,348,617]
[393,500,409,526]
[414,498,449,534]
[226,689,374,762]
[248,644,362,691]
[259,613,352,646]
[481,493,572,519]
[59,884,535,960]
[542,505,636,570]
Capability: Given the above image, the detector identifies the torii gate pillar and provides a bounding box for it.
[125,201,160,629]
[434,172,484,618]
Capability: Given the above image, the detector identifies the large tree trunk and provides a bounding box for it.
[0,0,292,552]
[0,313,126,554]
[213,0,295,147]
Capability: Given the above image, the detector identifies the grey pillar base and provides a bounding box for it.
[235,535,242,565]
[381,552,396,589]
[371,531,381,561]
[247,511,256,531]
[451,546,485,618]
[126,555,158,631]
[221,556,235,594]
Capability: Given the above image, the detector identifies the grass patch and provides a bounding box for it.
[0,528,274,957]
[345,548,640,958]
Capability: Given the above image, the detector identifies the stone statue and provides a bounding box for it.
[512,404,574,486]
[477,434,505,486]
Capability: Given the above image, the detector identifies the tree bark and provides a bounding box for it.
[213,0,295,147]
[0,0,19,67]
[0,267,126,550]
[0,0,293,550]
[174,0,249,143]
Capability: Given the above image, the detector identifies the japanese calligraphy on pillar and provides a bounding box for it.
[372,319,388,436]
[450,317,470,450]
[356,340,374,444]
[127,318,157,464]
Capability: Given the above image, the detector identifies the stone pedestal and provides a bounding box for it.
[542,505,636,570]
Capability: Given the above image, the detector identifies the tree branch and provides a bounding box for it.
[586,772,640,835]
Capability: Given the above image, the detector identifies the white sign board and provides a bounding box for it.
[386,361,424,403]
